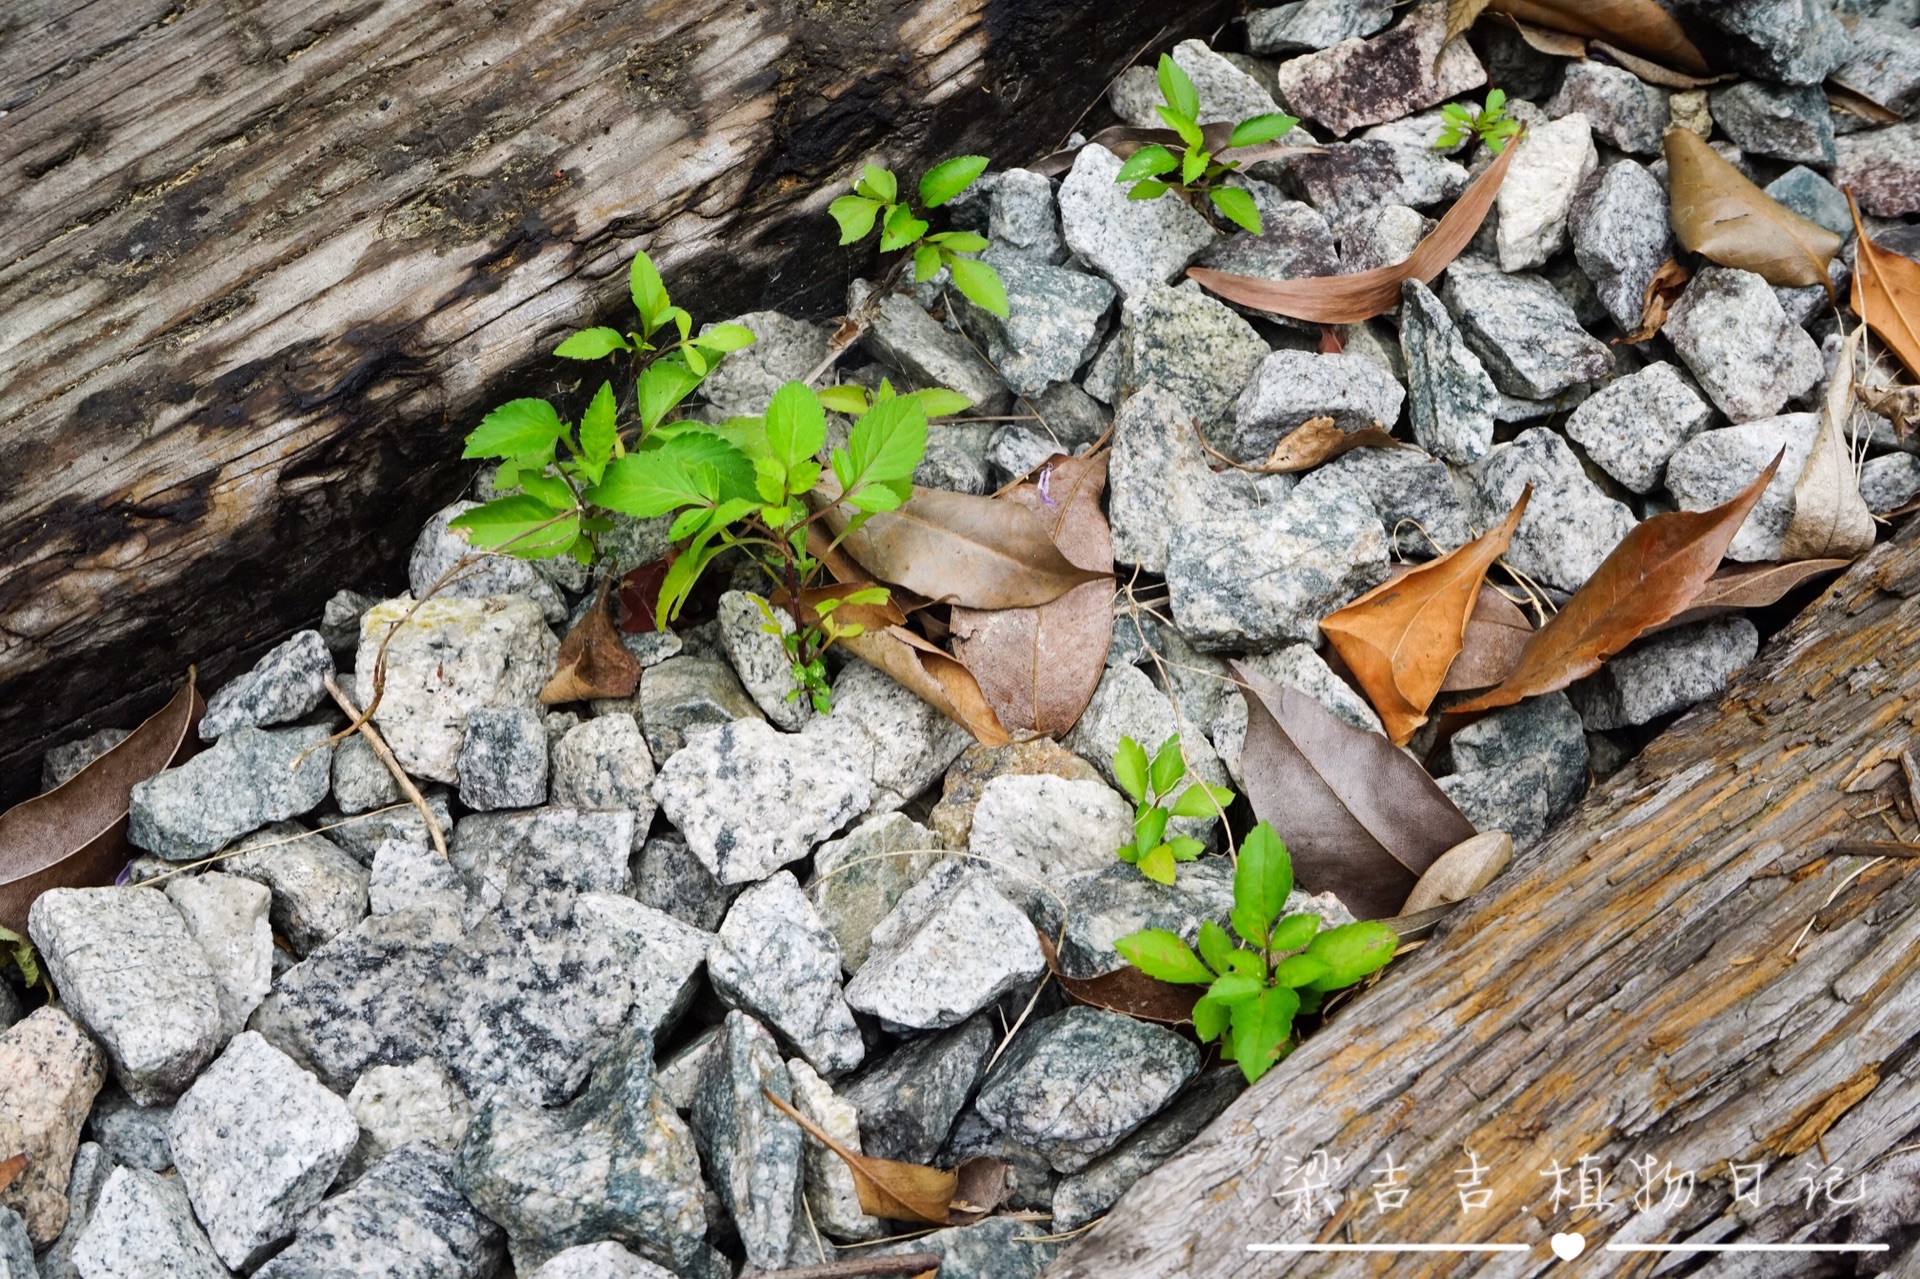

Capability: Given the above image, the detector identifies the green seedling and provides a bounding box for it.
[1435,87,1521,153]
[1112,734,1236,885]
[830,157,1009,317]
[1112,54,1300,234]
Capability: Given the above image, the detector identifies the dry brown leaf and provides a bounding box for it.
[1657,559,1850,632]
[0,1153,24,1195]
[1589,41,1732,89]
[1666,128,1840,290]
[1780,328,1876,562]
[1451,454,1783,714]
[816,481,1110,611]
[1827,81,1905,125]
[1849,192,1920,380]
[763,1088,1008,1226]
[1239,419,1406,475]
[1859,384,1920,441]
[1402,831,1514,913]
[540,578,640,704]
[1188,126,1523,324]
[1442,0,1494,55]
[1440,585,1535,692]
[1,675,204,934]
[1320,489,1532,745]
[1235,663,1479,919]
[1492,0,1711,74]
[841,625,1011,747]
[1038,929,1198,1025]
[1499,14,1588,58]
[1616,258,1690,344]
[951,451,1115,738]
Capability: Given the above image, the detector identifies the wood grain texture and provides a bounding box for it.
[0,0,1226,799]
[1051,522,1920,1277]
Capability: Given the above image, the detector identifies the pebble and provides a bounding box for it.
[39,727,130,792]
[322,790,454,865]
[1058,144,1216,296]
[34,1139,109,1279]
[1117,38,1281,125]
[630,833,736,932]
[408,503,567,623]
[167,1031,358,1268]
[1546,62,1670,155]
[968,773,1133,893]
[85,1085,172,1174]
[1569,158,1673,332]
[254,1144,504,1279]
[456,706,549,811]
[1115,285,1269,434]
[708,872,864,1076]
[1571,618,1761,729]
[1052,1068,1244,1229]
[1564,362,1717,494]
[1444,693,1590,822]
[957,254,1116,395]
[808,812,942,973]
[844,862,1046,1032]
[320,589,375,655]
[70,1167,228,1279]
[1708,80,1836,164]
[698,311,830,417]
[28,889,223,1106]
[1443,267,1614,399]
[1438,765,1551,847]
[988,168,1066,265]
[654,717,871,884]
[839,1015,997,1164]
[1317,441,1475,555]
[0,1010,104,1246]
[689,1012,801,1272]
[916,422,995,494]
[1276,141,1469,224]
[1274,1,1485,135]
[1861,454,1920,514]
[1399,279,1497,464]
[163,872,273,1039]
[929,739,1105,850]
[802,659,972,814]
[576,893,710,1038]
[199,630,334,741]
[1229,351,1407,461]
[1337,203,1432,272]
[1664,413,1821,561]
[1832,121,1920,217]
[635,655,763,759]
[718,590,811,729]
[1670,0,1852,86]
[548,712,657,848]
[1468,427,1639,594]
[331,733,402,814]
[1665,267,1824,423]
[975,1007,1198,1172]
[222,820,371,956]
[1835,18,1920,118]
[1495,112,1597,271]
[1247,0,1395,53]
[356,594,556,785]
[128,724,334,859]
[342,1057,473,1182]
[861,292,1013,418]
[1194,189,1341,299]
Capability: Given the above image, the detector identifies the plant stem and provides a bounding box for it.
[740,1254,944,1279]
[322,675,447,859]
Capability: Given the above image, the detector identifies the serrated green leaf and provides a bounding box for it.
[630,252,669,330]
[945,254,1008,318]
[1267,912,1320,954]
[465,398,565,461]
[637,360,706,433]
[816,384,870,416]
[1305,921,1399,991]
[927,229,990,253]
[1230,986,1298,1084]
[1231,901,1268,950]
[1134,806,1170,855]
[835,393,927,501]
[858,163,898,204]
[517,470,573,510]
[829,195,883,245]
[1274,954,1331,989]
[913,242,941,282]
[765,381,827,486]
[554,326,630,360]
[919,154,989,207]
[667,506,711,540]
[1149,736,1186,796]
[1138,843,1177,884]
[1182,147,1207,186]
[1157,53,1199,121]
[448,495,578,560]
[1156,104,1204,150]
[1209,185,1263,234]
[1224,949,1266,982]
[1167,836,1205,862]
[1197,920,1235,975]
[1207,972,1263,1005]
[1114,737,1150,803]
[1115,929,1214,984]
[1116,144,1180,182]
[1170,782,1234,819]
[1126,180,1170,202]
[693,322,756,353]
[576,381,619,484]
[1228,112,1299,148]
[907,388,974,418]
[879,202,930,252]
[586,431,755,518]
[754,456,787,505]
[1237,821,1293,933]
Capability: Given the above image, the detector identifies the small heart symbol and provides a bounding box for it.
[1550,1232,1587,1261]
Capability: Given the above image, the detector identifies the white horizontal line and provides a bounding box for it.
[1248,1244,1532,1253]
[1607,1244,1890,1254]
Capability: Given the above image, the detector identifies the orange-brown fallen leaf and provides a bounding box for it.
[1201,417,1406,475]
[1848,192,1920,380]
[1451,455,1783,714]
[1616,258,1690,344]
[763,1088,1009,1226]
[540,578,641,703]
[1038,929,1198,1025]
[1656,559,1850,632]
[1,675,203,935]
[1320,489,1531,745]
[1440,585,1535,692]
[1666,128,1840,290]
[1493,0,1711,74]
[841,625,1011,747]
[1187,126,1523,324]
[0,1153,25,1195]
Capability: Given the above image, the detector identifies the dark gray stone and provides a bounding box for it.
[1764,166,1855,240]
[199,630,334,742]
[988,168,1064,265]
[863,292,1013,417]
[1570,159,1672,332]
[1443,693,1589,821]
[1709,81,1836,164]
[455,706,548,811]
[1052,1069,1244,1230]
[1271,1,1487,136]
[1272,141,1469,223]
[1399,279,1496,464]
[707,872,863,1076]
[1571,618,1761,729]
[34,1140,109,1279]
[1861,453,1920,514]
[320,589,375,655]
[636,655,763,760]
[331,734,402,814]
[1318,442,1475,556]
[1437,762,1553,846]
[1671,0,1852,85]
[1546,61,1670,155]
[1336,203,1432,273]
[1466,427,1638,594]
[874,1215,1062,1279]
[1193,189,1341,306]
[320,789,455,865]
[631,833,737,933]
[1115,285,1268,433]
[689,1012,801,1272]
[839,1016,996,1164]
[1832,121,1920,217]
[1442,267,1614,399]
[40,727,131,792]
[87,1085,173,1172]
[939,1107,1057,1212]
[1835,18,1920,117]
[255,1144,504,1279]
[956,254,1115,395]
[128,724,334,860]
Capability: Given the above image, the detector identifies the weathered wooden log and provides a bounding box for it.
[0,0,1228,801]
[1051,523,1920,1277]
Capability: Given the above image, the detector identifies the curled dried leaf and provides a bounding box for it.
[1779,329,1875,562]
[1657,559,1850,632]
[541,578,641,703]
[763,1088,1008,1226]
[1492,0,1711,74]
[840,625,1011,746]
[1402,831,1514,914]
[1666,128,1839,290]
[1848,191,1920,381]
[1440,585,1534,692]
[1038,929,1198,1025]
[1212,418,1408,475]
[1615,258,1690,344]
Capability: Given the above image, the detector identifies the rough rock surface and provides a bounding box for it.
[1399,279,1497,464]
[199,630,334,742]
[1230,351,1407,461]
[1664,266,1824,423]
[845,862,1046,1031]
[528,1242,676,1279]
[1273,0,1486,137]
[863,292,1013,417]
[128,724,334,859]
[801,660,972,814]
[1052,1068,1244,1230]
[1569,159,1672,332]
[343,1057,474,1182]
[408,503,568,623]
[1832,121,1920,217]
[689,1012,801,1272]
[633,655,763,760]
[1116,285,1268,434]
[786,1059,886,1241]
[1547,62,1670,155]
[1564,362,1716,495]
[1664,413,1821,561]
[808,813,942,974]
[456,706,549,811]
[223,821,371,956]
[548,713,656,847]
[254,1144,505,1279]
[956,254,1115,398]
[1572,618,1762,729]
[1443,267,1614,399]
[71,1167,228,1279]
[699,311,830,417]
[1495,113,1597,271]
[164,873,274,1040]
[839,1016,996,1164]
[968,774,1133,890]
[717,590,811,730]
[1058,145,1216,295]
[0,1010,105,1246]
[1467,428,1639,594]
[1248,0,1395,53]
[707,873,864,1076]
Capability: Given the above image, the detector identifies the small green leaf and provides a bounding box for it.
[1228,113,1299,148]
[1224,949,1267,982]
[1134,806,1170,855]
[857,163,898,203]
[1156,104,1205,151]
[1193,994,1231,1043]
[577,381,618,481]
[1115,144,1180,182]
[1169,782,1234,819]
[448,495,578,559]
[1156,53,1199,121]
[829,195,883,245]
[1485,87,1507,114]
[587,431,755,518]
[1197,920,1235,975]
[879,203,930,252]
[1181,147,1207,186]
[913,242,942,282]
[1126,179,1170,201]
[683,344,708,377]
[1149,736,1186,796]
[907,388,973,418]
[1166,835,1205,862]
[1267,913,1320,954]
[1209,186,1263,235]
[919,154,990,207]
[554,326,630,359]
[1206,972,1263,1005]
[517,470,573,510]
[1274,954,1331,989]
[1230,986,1299,1084]
[945,254,1008,318]
[1138,843,1177,884]
[834,388,928,504]
[465,399,565,460]
[1305,921,1400,991]
[765,381,827,480]
[693,323,757,353]
[1236,821,1294,933]
[1113,738,1150,803]
[637,360,706,432]
[816,384,870,416]
[1114,928,1215,985]
[0,926,42,991]
[630,252,669,330]
[1230,901,1268,950]
[1115,841,1141,864]
[927,229,990,253]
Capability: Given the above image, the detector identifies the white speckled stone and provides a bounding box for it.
[70,1168,227,1279]
[164,873,273,1041]
[1664,413,1820,561]
[707,873,863,1076]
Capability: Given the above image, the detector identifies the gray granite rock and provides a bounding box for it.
[873,1215,1062,1279]
[455,1023,705,1274]
[988,167,1065,264]
[1565,362,1716,494]
[129,724,333,859]
[1832,120,1920,217]
[1108,384,1295,574]
[1709,81,1836,164]
[915,423,995,495]
[86,1085,173,1174]
[1399,279,1497,464]
[652,1027,718,1116]
[1114,607,1236,733]
[200,630,333,741]
[808,813,941,974]
[409,502,568,623]
[1467,427,1638,594]
[1052,1068,1244,1229]
[168,1031,357,1268]
[1272,0,1487,136]
[321,790,454,865]
[366,840,461,921]
[0,1010,103,1248]
[343,1057,473,1182]
[1495,112,1597,270]
[1318,443,1475,556]
[0,1208,30,1279]
[1248,0,1395,52]
[320,589,375,655]
[1438,762,1551,844]
[1671,0,1851,85]
[699,311,830,416]
[163,873,272,1040]
[34,1139,109,1279]
[1571,618,1761,729]
[783,1058,885,1241]
[1765,165,1855,239]
[1115,285,1268,434]
[862,292,1013,417]
[1835,18,1920,118]
[529,1242,676,1279]
[707,873,863,1075]
[718,590,811,729]
[1058,144,1216,296]
[840,1016,996,1165]
[28,889,222,1106]
[548,713,656,848]
[1229,352,1406,461]
[255,1143,504,1279]
[356,594,556,785]
[1336,202,1432,272]
[937,1108,1057,1214]
[575,894,710,1040]
[1570,158,1672,332]
[844,863,1046,1032]
[222,821,370,956]
[802,659,972,814]
[690,1012,801,1271]
[1211,644,1384,787]
[968,774,1132,894]
[1444,693,1589,821]
[630,833,736,932]
[456,706,548,811]
[635,655,763,760]
[331,734,402,814]
[1443,267,1614,399]
[654,718,869,884]
[1273,141,1469,224]
[1547,61,1669,155]
[976,1007,1197,1172]
[956,254,1115,395]
[40,727,131,792]
[1861,453,1920,514]
[70,1167,227,1279]
[1166,470,1390,649]
[1663,413,1822,560]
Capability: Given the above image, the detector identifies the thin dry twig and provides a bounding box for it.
[324,675,447,859]
[739,1253,944,1279]
[132,804,416,888]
